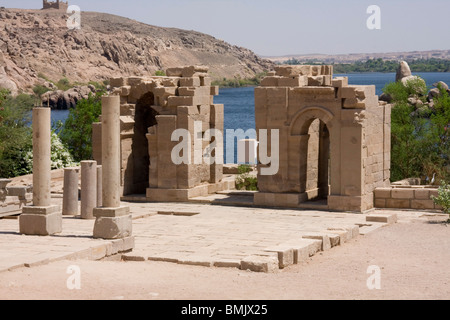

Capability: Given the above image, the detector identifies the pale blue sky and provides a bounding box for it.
[3,0,449,56]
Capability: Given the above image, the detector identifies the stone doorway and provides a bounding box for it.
[303,119,330,208]
[131,92,158,194]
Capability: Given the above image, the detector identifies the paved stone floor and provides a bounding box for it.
[0,196,444,273]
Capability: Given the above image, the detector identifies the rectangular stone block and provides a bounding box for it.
[110,77,127,88]
[366,214,398,225]
[241,255,279,273]
[278,76,308,87]
[308,76,325,86]
[264,246,294,269]
[386,198,410,209]
[411,199,435,210]
[166,67,184,77]
[332,77,348,88]
[19,211,62,236]
[93,214,133,240]
[414,189,430,200]
[339,87,357,99]
[374,198,386,208]
[302,234,331,251]
[210,86,219,96]
[180,77,200,87]
[260,76,280,87]
[167,96,194,107]
[391,188,415,199]
[374,187,392,199]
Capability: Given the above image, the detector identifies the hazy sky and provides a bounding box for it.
[3,0,449,56]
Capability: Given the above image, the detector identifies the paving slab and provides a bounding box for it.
[1,196,438,273]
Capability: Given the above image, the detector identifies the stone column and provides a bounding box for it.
[93,96,132,239]
[20,107,62,236]
[97,165,102,208]
[80,160,97,220]
[62,167,79,216]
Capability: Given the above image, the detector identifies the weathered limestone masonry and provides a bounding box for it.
[42,0,69,11]
[0,180,32,217]
[93,66,232,202]
[254,65,391,212]
[374,185,443,210]
[20,108,62,235]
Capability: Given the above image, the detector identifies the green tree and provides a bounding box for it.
[60,91,104,162]
[384,77,450,183]
[0,90,34,178]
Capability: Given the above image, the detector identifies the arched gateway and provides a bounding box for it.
[254,65,392,212]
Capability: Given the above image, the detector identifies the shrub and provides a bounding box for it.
[235,164,258,191]
[384,76,450,183]
[22,132,77,175]
[154,70,166,76]
[431,182,450,218]
[56,77,72,91]
[0,90,34,178]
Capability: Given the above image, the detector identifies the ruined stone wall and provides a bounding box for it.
[43,0,69,11]
[254,65,391,212]
[374,186,442,210]
[93,66,226,200]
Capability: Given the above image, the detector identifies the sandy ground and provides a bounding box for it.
[0,218,449,300]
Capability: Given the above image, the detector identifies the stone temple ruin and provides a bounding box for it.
[90,65,391,213]
[42,0,69,11]
[92,66,234,202]
[254,65,391,212]
[9,63,395,240]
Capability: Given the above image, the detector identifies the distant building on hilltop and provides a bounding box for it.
[42,0,69,11]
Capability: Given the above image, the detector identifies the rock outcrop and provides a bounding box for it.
[394,61,449,113]
[41,85,97,109]
[0,8,274,94]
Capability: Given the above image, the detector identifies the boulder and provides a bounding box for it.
[401,75,426,95]
[428,88,441,102]
[396,61,412,82]
[379,92,392,103]
[433,81,449,91]
[41,85,97,109]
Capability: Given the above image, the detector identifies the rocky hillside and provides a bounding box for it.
[0,8,274,94]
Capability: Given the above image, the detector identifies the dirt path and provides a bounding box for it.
[0,219,449,300]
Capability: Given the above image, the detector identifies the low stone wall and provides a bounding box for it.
[374,186,442,210]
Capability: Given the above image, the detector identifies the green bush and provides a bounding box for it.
[154,70,166,76]
[235,165,258,191]
[56,77,72,91]
[59,91,104,162]
[384,77,450,183]
[0,90,34,178]
[431,182,450,218]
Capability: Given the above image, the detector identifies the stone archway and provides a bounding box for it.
[254,65,392,212]
[289,107,334,206]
